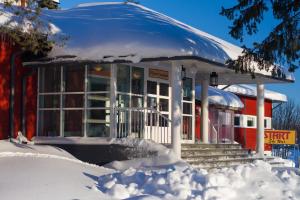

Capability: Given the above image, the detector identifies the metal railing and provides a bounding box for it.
[114,107,172,144]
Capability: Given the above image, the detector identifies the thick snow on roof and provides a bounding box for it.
[42,2,231,63]
[196,86,244,109]
[221,84,288,102]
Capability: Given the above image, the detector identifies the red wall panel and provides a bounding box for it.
[0,38,37,140]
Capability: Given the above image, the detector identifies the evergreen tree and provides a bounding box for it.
[0,0,62,59]
[220,0,299,76]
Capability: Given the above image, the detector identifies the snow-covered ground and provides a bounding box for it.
[0,139,299,200]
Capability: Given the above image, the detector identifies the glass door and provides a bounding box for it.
[145,80,170,142]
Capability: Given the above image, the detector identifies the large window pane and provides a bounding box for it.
[39,95,60,108]
[117,65,130,93]
[87,93,110,108]
[147,96,157,109]
[132,96,143,107]
[132,67,144,95]
[183,78,192,101]
[64,110,83,137]
[117,94,130,107]
[39,67,61,93]
[159,98,169,111]
[39,110,60,136]
[183,102,192,114]
[159,83,169,96]
[147,81,157,95]
[88,64,110,92]
[64,94,84,108]
[64,66,85,92]
[86,109,110,137]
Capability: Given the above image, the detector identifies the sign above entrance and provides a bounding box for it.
[264,130,297,145]
[149,68,169,80]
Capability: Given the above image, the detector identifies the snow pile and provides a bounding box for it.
[196,86,244,109]
[108,138,184,171]
[0,140,114,200]
[99,160,300,200]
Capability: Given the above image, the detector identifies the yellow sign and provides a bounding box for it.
[264,130,296,145]
[149,68,169,80]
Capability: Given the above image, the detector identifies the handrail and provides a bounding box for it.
[114,106,172,144]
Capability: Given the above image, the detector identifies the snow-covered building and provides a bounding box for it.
[0,2,294,158]
[194,84,287,152]
[222,84,287,152]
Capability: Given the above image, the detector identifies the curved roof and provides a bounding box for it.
[196,86,244,109]
[221,84,287,102]
[42,2,239,63]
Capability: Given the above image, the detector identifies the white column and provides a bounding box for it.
[256,83,265,157]
[110,64,117,138]
[201,78,209,144]
[171,62,182,158]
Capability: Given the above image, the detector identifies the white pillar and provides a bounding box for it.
[256,83,265,157]
[110,64,117,138]
[171,62,182,158]
[201,78,209,144]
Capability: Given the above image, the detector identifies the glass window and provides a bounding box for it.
[183,102,192,114]
[247,117,255,127]
[234,116,240,126]
[132,96,144,107]
[159,83,169,96]
[147,96,157,109]
[88,64,110,92]
[39,67,61,93]
[159,114,169,127]
[39,95,60,108]
[63,110,84,137]
[87,93,110,108]
[64,66,85,92]
[64,94,84,108]
[86,109,110,137]
[117,94,130,108]
[264,119,267,128]
[132,67,144,95]
[117,65,130,93]
[159,98,169,111]
[39,110,60,136]
[183,78,192,101]
[147,81,157,95]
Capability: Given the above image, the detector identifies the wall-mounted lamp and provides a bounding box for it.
[181,66,186,81]
[210,72,218,87]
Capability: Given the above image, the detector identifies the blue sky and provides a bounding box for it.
[60,0,300,103]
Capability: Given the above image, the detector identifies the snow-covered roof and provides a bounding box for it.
[0,2,294,81]
[221,84,287,102]
[196,86,244,109]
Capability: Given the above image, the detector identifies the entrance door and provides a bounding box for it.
[144,80,171,143]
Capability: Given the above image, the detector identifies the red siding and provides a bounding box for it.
[238,95,273,117]
[0,38,37,140]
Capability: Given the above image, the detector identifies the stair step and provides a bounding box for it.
[182,148,249,156]
[188,158,257,168]
[181,143,241,150]
[182,154,249,162]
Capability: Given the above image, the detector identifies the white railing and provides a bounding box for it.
[114,107,172,144]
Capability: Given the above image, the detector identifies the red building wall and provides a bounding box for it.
[235,95,273,151]
[0,38,37,140]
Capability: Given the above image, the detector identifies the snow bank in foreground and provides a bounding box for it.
[99,160,300,200]
[0,140,114,200]
[108,138,184,171]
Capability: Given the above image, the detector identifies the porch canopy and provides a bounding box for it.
[23,2,294,84]
[195,86,244,110]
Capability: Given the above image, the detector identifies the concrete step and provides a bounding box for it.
[181,143,242,150]
[182,153,249,162]
[189,158,257,169]
[182,148,249,156]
